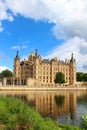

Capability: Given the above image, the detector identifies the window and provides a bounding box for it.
[43,76,45,79]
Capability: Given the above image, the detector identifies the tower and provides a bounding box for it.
[69,53,76,85]
[14,51,20,78]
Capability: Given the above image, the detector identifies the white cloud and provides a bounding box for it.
[1,0,87,40]
[11,45,20,50]
[0,0,14,31]
[11,39,29,50]
[3,0,87,41]
[0,66,12,73]
[44,37,87,72]
[11,45,28,50]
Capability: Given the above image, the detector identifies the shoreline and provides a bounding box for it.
[0,86,87,91]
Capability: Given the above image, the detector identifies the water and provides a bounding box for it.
[0,90,87,126]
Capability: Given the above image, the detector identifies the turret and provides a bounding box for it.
[69,53,76,85]
[70,53,75,63]
[14,51,20,78]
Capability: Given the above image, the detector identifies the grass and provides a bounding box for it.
[0,96,85,130]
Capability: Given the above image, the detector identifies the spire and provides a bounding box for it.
[35,48,38,56]
[70,53,75,63]
[15,51,20,60]
[71,53,73,59]
[16,51,19,57]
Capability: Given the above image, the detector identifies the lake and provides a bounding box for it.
[0,90,87,126]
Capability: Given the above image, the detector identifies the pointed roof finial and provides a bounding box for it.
[70,53,75,62]
[15,51,20,60]
[71,53,73,58]
[16,51,19,57]
[35,48,38,56]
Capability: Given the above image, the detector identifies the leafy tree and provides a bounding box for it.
[0,69,13,78]
[0,73,3,78]
[76,72,87,82]
[82,73,87,81]
[76,72,84,81]
[54,72,65,84]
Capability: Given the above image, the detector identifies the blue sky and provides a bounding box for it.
[0,16,61,71]
[0,16,61,70]
[0,0,87,72]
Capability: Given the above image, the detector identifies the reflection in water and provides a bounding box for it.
[54,95,65,108]
[0,90,87,125]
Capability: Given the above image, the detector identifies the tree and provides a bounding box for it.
[76,72,87,82]
[54,72,65,84]
[76,72,84,81]
[82,73,87,81]
[0,69,13,78]
[0,73,3,78]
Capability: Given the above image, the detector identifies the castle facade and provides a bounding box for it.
[14,49,76,86]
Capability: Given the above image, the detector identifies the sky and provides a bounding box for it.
[0,0,87,72]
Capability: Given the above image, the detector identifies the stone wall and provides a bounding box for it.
[27,78,41,87]
[76,81,87,86]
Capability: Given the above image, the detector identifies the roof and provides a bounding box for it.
[60,60,66,65]
[42,59,50,63]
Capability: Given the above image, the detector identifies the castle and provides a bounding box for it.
[13,49,76,86]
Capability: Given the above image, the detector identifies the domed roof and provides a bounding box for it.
[51,57,58,62]
[28,52,35,60]
[30,52,35,57]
